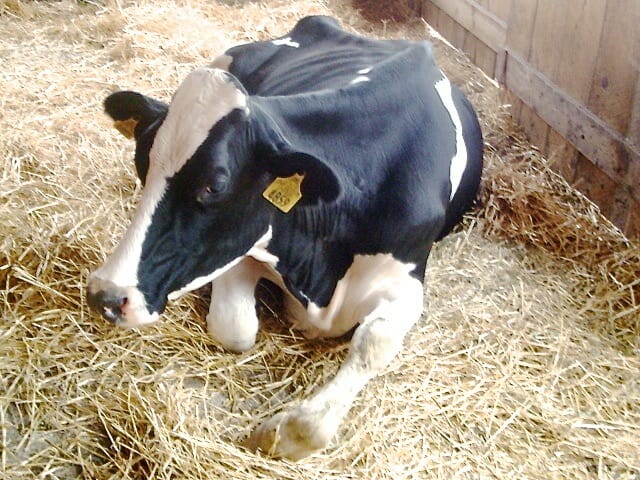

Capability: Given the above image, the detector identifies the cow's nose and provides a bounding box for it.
[87,278,129,324]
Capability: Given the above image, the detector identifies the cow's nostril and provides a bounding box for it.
[101,295,128,323]
[87,278,129,324]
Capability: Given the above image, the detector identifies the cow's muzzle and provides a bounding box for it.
[87,276,159,327]
[87,277,129,323]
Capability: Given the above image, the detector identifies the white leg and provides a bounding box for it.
[246,274,424,459]
[209,54,232,71]
[207,258,264,353]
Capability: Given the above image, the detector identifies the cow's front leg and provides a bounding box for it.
[246,275,424,459]
[207,258,264,353]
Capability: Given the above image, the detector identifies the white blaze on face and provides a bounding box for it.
[90,68,248,322]
[434,76,467,201]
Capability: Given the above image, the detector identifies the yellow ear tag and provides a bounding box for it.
[113,118,138,139]
[262,173,305,213]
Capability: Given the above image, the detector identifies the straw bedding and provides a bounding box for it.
[1,1,638,478]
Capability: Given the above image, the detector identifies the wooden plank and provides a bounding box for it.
[504,50,640,203]
[587,0,640,134]
[573,153,616,218]
[462,27,479,63]
[450,10,468,48]
[532,1,575,180]
[610,184,632,232]
[625,198,640,238]
[517,104,549,156]
[436,8,458,44]
[421,1,441,30]
[508,95,524,122]
[474,39,497,77]
[505,0,537,59]
[628,77,640,149]
[429,0,507,52]
[552,0,606,102]
[528,1,568,78]
[545,128,577,183]
[488,0,511,22]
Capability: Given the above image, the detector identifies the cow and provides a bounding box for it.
[87,15,483,460]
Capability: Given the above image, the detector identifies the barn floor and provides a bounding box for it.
[1,1,638,479]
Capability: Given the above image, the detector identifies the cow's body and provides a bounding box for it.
[87,16,483,459]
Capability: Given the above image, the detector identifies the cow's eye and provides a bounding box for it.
[196,177,228,206]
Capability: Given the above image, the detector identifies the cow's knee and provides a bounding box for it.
[349,317,404,373]
[206,306,257,353]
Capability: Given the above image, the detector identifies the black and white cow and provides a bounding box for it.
[87,16,482,459]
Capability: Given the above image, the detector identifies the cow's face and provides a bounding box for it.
[87,67,341,327]
[87,68,272,327]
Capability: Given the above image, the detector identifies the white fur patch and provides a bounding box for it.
[150,67,248,177]
[350,76,370,85]
[90,176,168,288]
[272,37,300,48]
[434,76,467,201]
[298,253,422,338]
[208,54,233,71]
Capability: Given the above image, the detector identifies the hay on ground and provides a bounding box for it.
[0,1,638,479]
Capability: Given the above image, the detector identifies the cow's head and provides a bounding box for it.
[87,67,340,327]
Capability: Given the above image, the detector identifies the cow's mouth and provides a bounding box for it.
[87,276,160,327]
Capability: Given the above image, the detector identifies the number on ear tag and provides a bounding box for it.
[113,118,139,139]
[262,173,305,213]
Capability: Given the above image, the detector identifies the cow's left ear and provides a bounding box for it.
[262,150,342,207]
[252,106,341,207]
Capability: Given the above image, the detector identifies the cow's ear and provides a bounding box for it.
[104,91,168,140]
[261,150,342,207]
[253,106,341,207]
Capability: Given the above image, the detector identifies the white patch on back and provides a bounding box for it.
[92,67,248,291]
[350,76,370,85]
[434,76,467,201]
[272,37,300,48]
[357,67,372,74]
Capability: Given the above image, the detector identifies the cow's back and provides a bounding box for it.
[226,16,411,96]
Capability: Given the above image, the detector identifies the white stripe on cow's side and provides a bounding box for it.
[272,37,300,48]
[93,68,248,289]
[433,76,467,201]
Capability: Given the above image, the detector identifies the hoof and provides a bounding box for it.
[245,408,334,460]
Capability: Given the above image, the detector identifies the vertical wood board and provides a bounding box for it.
[428,0,507,52]
[552,0,606,103]
[587,0,640,134]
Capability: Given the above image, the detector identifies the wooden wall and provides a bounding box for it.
[419,0,640,238]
